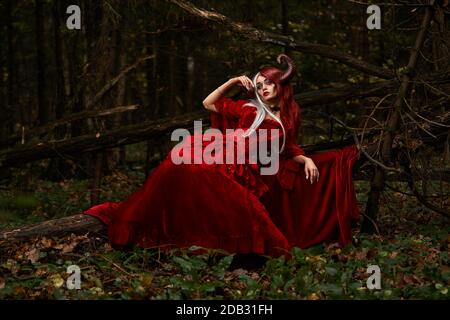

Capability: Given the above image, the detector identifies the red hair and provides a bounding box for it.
[259,66,302,144]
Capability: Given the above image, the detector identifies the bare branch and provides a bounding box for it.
[86,55,155,109]
[0,105,142,148]
[168,0,395,79]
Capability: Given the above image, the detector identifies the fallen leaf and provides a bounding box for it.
[48,274,65,288]
[35,267,48,277]
[403,274,418,285]
[389,251,399,259]
[307,293,320,300]
[141,274,153,287]
[12,287,26,296]
[232,268,247,277]
[26,248,40,263]
[40,237,55,249]
[250,272,260,281]
[355,250,368,260]
[55,241,78,253]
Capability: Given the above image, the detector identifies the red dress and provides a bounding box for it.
[84,97,360,256]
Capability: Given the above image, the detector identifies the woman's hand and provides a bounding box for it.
[231,76,254,91]
[203,76,253,112]
[304,158,319,184]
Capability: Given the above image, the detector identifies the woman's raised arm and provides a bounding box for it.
[202,76,253,112]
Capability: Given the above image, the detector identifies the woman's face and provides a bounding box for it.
[256,75,278,104]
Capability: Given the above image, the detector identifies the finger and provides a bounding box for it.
[241,78,250,90]
[244,78,251,88]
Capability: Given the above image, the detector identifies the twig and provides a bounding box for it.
[99,255,135,277]
[361,93,395,145]
[331,115,402,172]
[403,97,450,128]
[400,154,450,218]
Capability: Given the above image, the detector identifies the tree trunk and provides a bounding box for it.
[6,0,16,136]
[53,0,66,135]
[361,7,433,233]
[144,29,157,176]
[281,0,292,56]
[359,5,369,83]
[69,16,84,138]
[168,35,177,116]
[115,30,127,167]
[90,152,103,205]
[36,0,49,126]
[45,0,71,181]
[105,27,126,171]
[0,15,4,138]
[152,34,161,118]
[185,52,195,113]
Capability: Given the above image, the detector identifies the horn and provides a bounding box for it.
[277,54,296,83]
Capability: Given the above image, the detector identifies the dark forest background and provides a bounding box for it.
[0,0,449,300]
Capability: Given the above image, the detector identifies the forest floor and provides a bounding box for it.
[0,159,449,300]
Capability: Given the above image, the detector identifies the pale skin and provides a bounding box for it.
[203,75,319,184]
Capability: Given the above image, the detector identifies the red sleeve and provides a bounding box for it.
[282,133,305,159]
[213,97,248,119]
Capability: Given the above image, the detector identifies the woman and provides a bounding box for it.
[208,55,360,250]
[203,56,320,184]
[84,54,360,256]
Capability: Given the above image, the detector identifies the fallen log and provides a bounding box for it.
[0,110,208,169]
[0,104,142,148]
[0,214,106,242]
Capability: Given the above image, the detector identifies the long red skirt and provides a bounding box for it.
[261,144,361,249]
[84,153,291,256]
[83,144,360,256]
